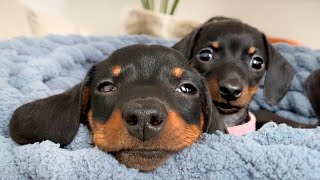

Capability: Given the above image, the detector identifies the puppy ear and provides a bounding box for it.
[201,80,228,133]
[262,34,295,105]
[172,27,202,60]
[9,66,95,146]
[79,66,95,125]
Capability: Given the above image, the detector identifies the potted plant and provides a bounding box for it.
[123,0,200,39]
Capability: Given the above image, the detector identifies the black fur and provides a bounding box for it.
[306,69,320,123]
[172,16,309,128]
[9,44,226,146]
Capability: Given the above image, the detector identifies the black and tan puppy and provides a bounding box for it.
[172,17,308,129]
[10,45,226,171]
[306,69,320,122]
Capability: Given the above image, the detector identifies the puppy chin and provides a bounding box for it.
[114,150,172,172]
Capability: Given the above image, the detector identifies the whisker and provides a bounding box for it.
[181,58,193,69]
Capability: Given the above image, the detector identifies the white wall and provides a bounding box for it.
[19,0,320,48]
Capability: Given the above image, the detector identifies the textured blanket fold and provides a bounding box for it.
[0,35,319,179]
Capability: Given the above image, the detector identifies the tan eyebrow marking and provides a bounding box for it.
[173,67,183,78]
[112,65,121,77]
[248,47,256,55]
[212,41,219,49]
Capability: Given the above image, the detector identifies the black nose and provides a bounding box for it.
[122,99,167,141]
[219,80,243,101]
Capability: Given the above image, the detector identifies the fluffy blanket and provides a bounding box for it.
[0,35,319,179]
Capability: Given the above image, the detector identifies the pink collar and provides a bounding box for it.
[227,112,256,136]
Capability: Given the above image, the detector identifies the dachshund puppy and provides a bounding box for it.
[306,69,320,122]
[10,44,226,171]
[172,16,310,131]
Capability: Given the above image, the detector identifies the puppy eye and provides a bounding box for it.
[198,48,213,61]
[249,55,264,70]
[175,83,198,95]
[97,81,117,93]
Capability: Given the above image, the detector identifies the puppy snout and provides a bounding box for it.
[122,99,167,141]
[219,79,243,101]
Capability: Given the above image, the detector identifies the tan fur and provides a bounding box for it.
[208,78,260,108]
[173,67,183,78]
[249,84,260,97]
[88,109,203,171]
[248,47,256,55]
[81,87,90,111]
[208,78,224,103]
[212,41,219,49]
[112,65,121,77]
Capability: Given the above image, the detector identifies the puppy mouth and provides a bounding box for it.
[119,149,170,158]
[214,101,241,115]
[113,149,173,172]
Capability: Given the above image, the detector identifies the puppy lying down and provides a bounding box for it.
[9,44,227,171]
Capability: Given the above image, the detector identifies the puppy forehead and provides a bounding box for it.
[204,21,261,35]
[201,22,263,45]
[93,45,196,81]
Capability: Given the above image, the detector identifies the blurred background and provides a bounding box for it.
[1,0,320,48]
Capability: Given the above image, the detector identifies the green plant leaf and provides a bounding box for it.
[149,0,154,11]
[170,0,180,15]
[161,0,168,13]
[141,0,150,10]
[141,0,148,9]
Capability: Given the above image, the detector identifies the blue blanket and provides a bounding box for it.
[0,35,319,179]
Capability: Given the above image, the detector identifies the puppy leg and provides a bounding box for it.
[253,110,318,129]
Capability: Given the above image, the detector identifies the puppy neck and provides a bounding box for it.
[222,108,248,127]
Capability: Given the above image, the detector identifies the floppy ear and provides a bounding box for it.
[200,80,228,134]
[262,34,295,105]
[9,66,95,146]
[172,27,202,60]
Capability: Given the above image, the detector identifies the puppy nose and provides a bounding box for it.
[219,80,243,101]
[122,99,167,141]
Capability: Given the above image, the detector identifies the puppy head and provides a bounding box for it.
[79,45,225,171]
[173,18,294,122]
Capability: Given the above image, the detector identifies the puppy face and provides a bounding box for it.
[10,44,226,172]
[190,22,266,125]
[173,18,294,126]
[81,45,224,171]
